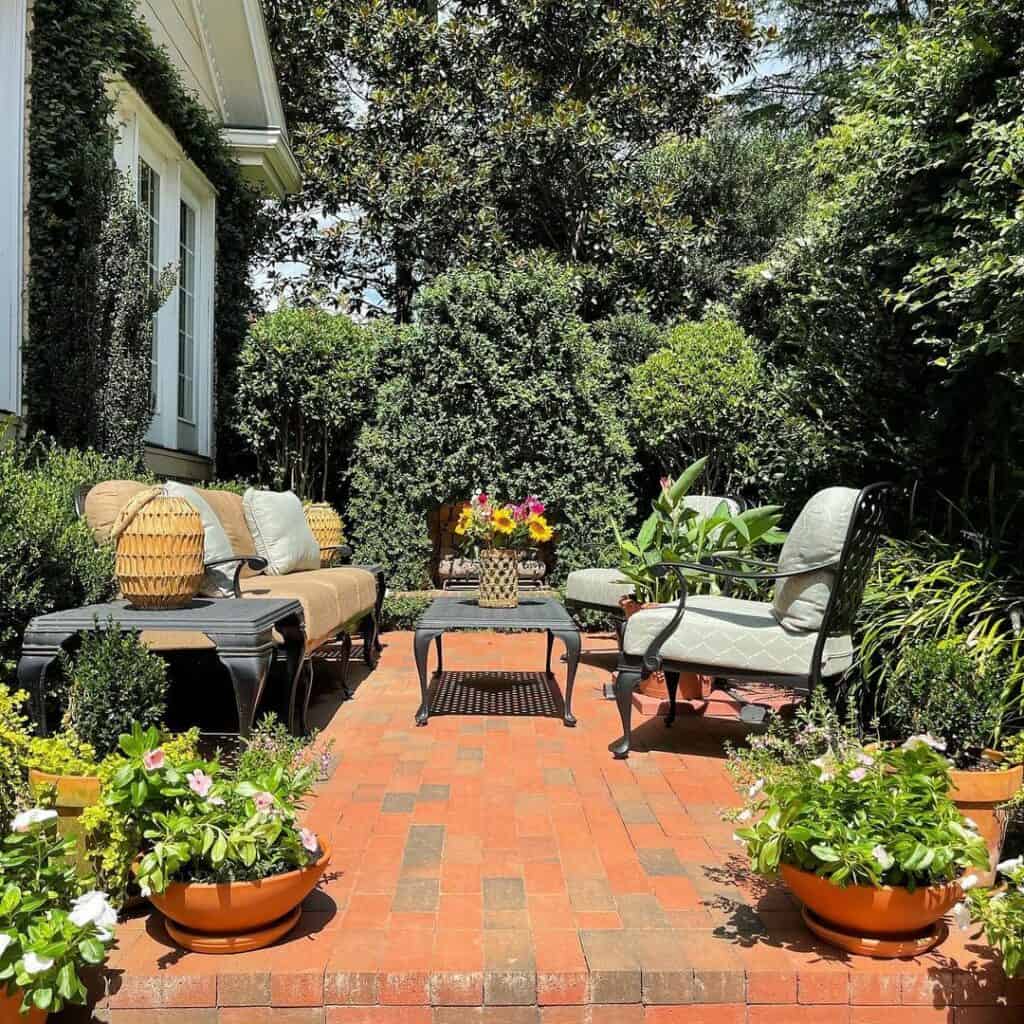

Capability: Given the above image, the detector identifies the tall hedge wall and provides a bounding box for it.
[347,261,636,588]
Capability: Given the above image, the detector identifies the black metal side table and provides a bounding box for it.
[413,595,581,727]
[17,598,304,737]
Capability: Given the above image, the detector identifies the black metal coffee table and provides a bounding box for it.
[17,598,305,737]
[413,596,581,727]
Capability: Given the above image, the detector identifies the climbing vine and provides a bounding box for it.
[27,0,265,464]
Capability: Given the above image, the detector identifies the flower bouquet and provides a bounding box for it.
[454,492,555,608]
[0,808,115,1019]
[106,723,329,953]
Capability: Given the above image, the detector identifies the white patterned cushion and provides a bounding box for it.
[622,594,853,677]
[772,487,859,632]
[565,568,635,610]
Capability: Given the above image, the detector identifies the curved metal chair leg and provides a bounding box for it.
[664,671,679,728]
[609,668,641,759]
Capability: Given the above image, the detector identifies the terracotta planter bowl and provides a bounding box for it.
[950,760,1023,886]
[149,844,330,954]
[781,864,961,957]
[0,989,46,1023]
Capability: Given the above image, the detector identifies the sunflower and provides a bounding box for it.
[455,507,474,535]
[492,507,516,534]
[528,515,553,543]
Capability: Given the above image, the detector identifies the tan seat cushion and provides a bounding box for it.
[239,567,377,652]
[138,630,216,652]
[83,480,149,543]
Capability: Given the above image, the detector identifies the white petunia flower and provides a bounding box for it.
[872,844,894,871]
[732,832,747,845]
[951,902,972,931]
[22,952,53,975]
[70,891,117,930]
[959,874,979,892]
[901,733,947,752]
[997,856,1023,874]
[736,809,752,822]
[10,808,57,833]
[819,770,834,783]
[963,818,979,831]
[748,779,764,798]
[0,934,12,957]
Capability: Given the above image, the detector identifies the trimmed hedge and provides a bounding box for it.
[348,260,636,588]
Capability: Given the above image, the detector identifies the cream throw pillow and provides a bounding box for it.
[242,489,321,575]
[164,481,235,597]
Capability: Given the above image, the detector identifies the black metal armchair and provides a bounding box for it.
[609,483,891,758]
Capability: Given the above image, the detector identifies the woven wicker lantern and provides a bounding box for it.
[305,502,345,567]
[111,487,205,609]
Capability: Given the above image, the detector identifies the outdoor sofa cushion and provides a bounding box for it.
[565,568,634,611]
[772,486,859,633]
[163,482,236,597]
[622,594,853,677]
[240,567,378,653]
[243,488,320,575]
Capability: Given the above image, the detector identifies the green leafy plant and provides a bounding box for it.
[25,733,98,778]
[60,628,168,761]
[879,640,1011,768]
[965,856,1024,977]
[734,741,989,888]
[107,724,320,892]
[0,687,31,830]
[613,456,785,603]
[381,593,433,632]
[236,716,334,784]
[0,812,114,1014]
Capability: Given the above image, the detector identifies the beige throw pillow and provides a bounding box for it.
[164,481,236,598]
[242,489,321,575]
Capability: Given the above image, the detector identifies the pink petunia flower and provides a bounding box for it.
[525,496,545,516]
[254,791,274,813]
[848,767,868,782]
[476,492,488,506]
[142,749,165,772]
[660,476,673,492]
[300,827,319,853]
[187,769,213,798]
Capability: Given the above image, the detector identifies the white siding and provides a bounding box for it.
[0,0,26,417]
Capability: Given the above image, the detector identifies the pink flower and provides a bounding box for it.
[525,496,545,516]
[476,492,488,507]
[300,827,319,853]
[187,769,213,798]
[513,503,529,522]
[254,791,274,813]
[848,767,868,782]
[142,749,165,772]
[660,476,673,492]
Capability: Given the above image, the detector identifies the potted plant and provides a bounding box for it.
[453,492,555,609]
[108,724,329,953]
[878,640,1023,884]
[612,456,785,697]
[733,740,989,957]
[0,808,115,1021]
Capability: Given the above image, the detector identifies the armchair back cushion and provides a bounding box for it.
[164,482,236,597]
[772,486,859,633]
[83,480,149,542]
[243,488,321,575]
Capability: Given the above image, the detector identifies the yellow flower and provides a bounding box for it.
[528,515,553,543]
[492,507,516,534]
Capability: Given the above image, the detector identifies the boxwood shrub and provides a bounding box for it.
[347,260,636,588]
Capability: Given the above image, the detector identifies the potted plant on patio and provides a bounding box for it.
[107,723,329,954]
[734,739,989,958]
[879,640,1024,884]
[0,808,115,1021]
[959,854,1024,977]
[454,492,555,609]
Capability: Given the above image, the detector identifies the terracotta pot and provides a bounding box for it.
[149,844,330,954]
[781,863,961,957]
[27,769,101,873]
[949,758,1023,887]
[0,989,46,1023]
[618,597,705,700]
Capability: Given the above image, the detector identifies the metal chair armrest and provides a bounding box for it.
[205,556,268,599]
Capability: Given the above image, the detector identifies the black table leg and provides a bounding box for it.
[414,627,442,725]
[17,641,61,735]
[280,622,308,736]
[545,630,554,675]
[550,628,580,727]
[435,633,443,674]
[222,650,274,737]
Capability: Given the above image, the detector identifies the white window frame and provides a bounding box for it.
[111,82,217,457]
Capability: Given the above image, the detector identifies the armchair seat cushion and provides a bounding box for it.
[622,594,853,678]
[565,568,634,611]
[240,567,378,653]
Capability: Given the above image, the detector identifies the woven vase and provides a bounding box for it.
[305,502,344,567]
[112,489,205,609]
[478,548,519,608]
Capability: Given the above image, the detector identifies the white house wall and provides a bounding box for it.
[0,0,27,418]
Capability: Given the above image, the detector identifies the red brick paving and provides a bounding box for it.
[65,630,1013,1023]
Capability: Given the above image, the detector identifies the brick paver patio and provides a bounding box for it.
[75,630,1016,1023]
